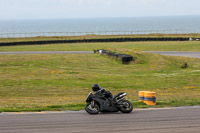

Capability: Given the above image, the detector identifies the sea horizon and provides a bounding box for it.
[0,15,200,36]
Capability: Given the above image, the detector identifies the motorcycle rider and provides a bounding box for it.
[92,84,113,104]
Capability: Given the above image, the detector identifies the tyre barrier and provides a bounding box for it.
[94,49,133,64]
[139,91,156,105]
[139,91,145,102]
[0,37,190,46]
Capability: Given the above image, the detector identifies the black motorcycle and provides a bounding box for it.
[85,91,133,114]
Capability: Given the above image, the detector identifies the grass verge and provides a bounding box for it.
[1,100,200,112]
[0,49,200,112]
[0,41,200,52]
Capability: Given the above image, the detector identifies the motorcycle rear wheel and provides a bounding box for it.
[119,100,133,113]
[85,103,100,115]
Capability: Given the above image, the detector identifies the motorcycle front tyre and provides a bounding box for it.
[85,103,100,115]
[119,100,133,113]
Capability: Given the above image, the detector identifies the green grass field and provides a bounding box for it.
[0,49,200,112]
[0,41,200,52]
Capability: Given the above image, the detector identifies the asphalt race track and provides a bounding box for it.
[0,51,200,59]
[0,106,200,133]
[0,51,93,54]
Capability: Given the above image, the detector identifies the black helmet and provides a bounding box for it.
[92,84,100,92]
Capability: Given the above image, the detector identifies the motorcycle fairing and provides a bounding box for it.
[92,97,118,112]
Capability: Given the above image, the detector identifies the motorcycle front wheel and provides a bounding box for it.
[85,103,100,115]
[119,100,133,113]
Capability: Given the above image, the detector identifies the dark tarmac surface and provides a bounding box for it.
[0,106,200,133]
[0,51,200,59]
[0,51,93,54]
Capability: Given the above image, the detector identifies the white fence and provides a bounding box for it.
[0,30,199,38]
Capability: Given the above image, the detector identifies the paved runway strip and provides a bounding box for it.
[0,106,200,133]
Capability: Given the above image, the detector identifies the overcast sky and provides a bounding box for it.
[0,0,200,20]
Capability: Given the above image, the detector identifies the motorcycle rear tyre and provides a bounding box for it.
[120,100,133,113]
[85,103,100,115]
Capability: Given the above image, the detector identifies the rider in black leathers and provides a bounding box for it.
[92,84,113,100]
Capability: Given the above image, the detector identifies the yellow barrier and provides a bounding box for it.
[139,91,145,102]
[144,91,156,105]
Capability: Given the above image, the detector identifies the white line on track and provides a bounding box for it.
[1,106,200,115]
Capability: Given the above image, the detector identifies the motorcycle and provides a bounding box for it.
[85,91,133,114]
